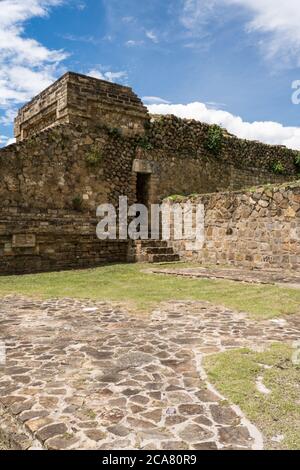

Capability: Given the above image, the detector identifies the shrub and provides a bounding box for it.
[165,194,186,202]
[272,161,285,174]
[294,152,300,168]
[72,195,83,211]
[136,136,153,150]
[86,146,102,167]
[205,125,223,156]
[108,127,122,137]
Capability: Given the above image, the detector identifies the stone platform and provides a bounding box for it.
[0,296,299,450]
[148,266,300,288]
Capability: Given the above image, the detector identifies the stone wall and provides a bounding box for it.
[0,123,137,274]
[0,212,128,275]
[1,73,300,275]
[167,181,300,271]
[0,124,137,213]
[137,115,299,200]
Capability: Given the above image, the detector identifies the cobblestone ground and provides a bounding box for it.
[0,295,299,450]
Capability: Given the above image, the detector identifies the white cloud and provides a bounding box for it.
[0,0,67,125]
[0,134,15,146]
[181,0,218,30]
[148,101,300,150]
[143,96,171,105]
[182,0,300,64]
[145,30,159,43]
[125,39,144,47]
[87,69,128,83]
[5,137,16,146]
[226,0,300,64]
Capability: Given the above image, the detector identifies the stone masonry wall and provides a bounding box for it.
[1,74,300,275]
[15,72,148,142]
[167,181,300,271]
[137,115,299,200]
[0,212,128,275]
[0,124,137,213]
[0,123,138,274]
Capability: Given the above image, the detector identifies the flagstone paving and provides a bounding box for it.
[147,266,300,288]
[0,295,299,450]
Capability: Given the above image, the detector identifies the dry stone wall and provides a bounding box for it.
[0,212,128,275]
[167,181,300,271]
[0,124,137,213]
[138,115,299,199]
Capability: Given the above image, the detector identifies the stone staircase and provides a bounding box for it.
[134,240,180,263]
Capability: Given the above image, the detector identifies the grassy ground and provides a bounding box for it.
[0,263,299,319]
[204,343,300,450]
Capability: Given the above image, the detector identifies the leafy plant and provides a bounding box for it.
[108,127,122,137]
[136,136,153,151]
[72,195,83,212]
[294,152,300,168]
[205,125,223,156]
[165,194,186,202]
[86,146,102,167]
[272,161,285,174]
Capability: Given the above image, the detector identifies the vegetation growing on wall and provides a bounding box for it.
[85,145,103,167]
[205,124,223,156]
[272,161,285,174]
[295,152,300,168]
[135,136,153,151]
[107,127,122,137]
[72,195,83,211]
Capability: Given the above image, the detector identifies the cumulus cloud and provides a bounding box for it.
[148,101,300,150]
[182,0,300,64]
[87,68,128,83]
[145,30,159,43]
[0,134,15,146]
[0,0,67,125]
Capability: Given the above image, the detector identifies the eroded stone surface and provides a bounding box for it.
[148,266,300,288]
[0,295,299,450]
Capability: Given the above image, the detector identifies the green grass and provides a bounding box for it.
[204,343,300,450]
[0,263,299,319]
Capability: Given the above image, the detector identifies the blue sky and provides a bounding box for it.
[1,0,300,148]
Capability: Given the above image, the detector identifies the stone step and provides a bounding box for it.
[149,253,180,263]
[145,247,174,255]
[134,240,169,248]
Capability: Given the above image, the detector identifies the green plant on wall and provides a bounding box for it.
[86,145,102,167]
[136,136,153,151]
[205,124,223,156]
[72,195,83,212]
[294,152,300,168]
[272,161,285,174]
[108,127,122,137]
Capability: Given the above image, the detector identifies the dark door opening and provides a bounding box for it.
[136,173,150,207]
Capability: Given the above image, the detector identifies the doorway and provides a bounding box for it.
[136,172,151,207]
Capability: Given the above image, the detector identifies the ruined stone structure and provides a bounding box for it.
[0,72,299,274]
[167,182,300,270]
[15,72,148,141]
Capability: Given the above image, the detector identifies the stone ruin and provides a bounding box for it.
[0,72,299,274]
[14,72,148,141]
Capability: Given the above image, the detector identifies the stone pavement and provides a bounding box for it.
[148,266,300,288]
[0,296,299,450]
